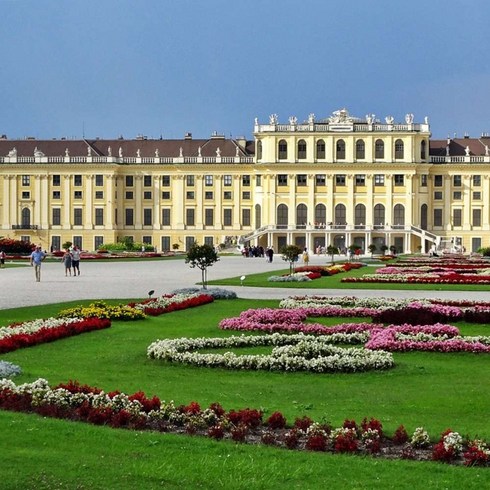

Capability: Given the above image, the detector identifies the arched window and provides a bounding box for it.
[256,140,263,161]
[420,140,427,160]
[255,204,261,229]
[355,204,366,227]
[395,139,404,159]
[316,139,325,159]
[334,203,346,226]
[315,203,326,225]
[374,204,385,227]
[356,139,365,159]
[375,139,384,159]
[277,204,288,228]
[21,207,31,227]
[296,203,307,228]
[297,139,307,159]
[278,140,287,160]
[336,139,346,160]
[421,204,428,230]
[394,204,405,226]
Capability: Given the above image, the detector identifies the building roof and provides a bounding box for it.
[430,136,490,157]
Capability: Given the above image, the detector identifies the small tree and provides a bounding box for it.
[368,244,377,257]
[185,242,219,289]
[390,245,397,256]
[280,244,302,275]
[326,244,339,265]
[380,244,389,256]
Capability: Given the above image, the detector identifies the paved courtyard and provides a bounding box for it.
[1,254,488,309]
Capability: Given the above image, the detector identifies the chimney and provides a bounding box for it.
[184,132,192,140]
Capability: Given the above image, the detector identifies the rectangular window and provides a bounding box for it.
[473,191,481,200]
[74,175,82,186]
[51,236,61,252]
[95,175,104,186]
[186,175,195,186]
[223,175,232,186]
[125,176,134,187]
[142,236,152,245]
[473,175,481,187]
[73,236,83,249]
[186,191,195,199]
[434,191,443,200]
[143,208,152,226]
[144,175,152,187]
[162,208,171,226]
[453,208,462,226]
[52,175,61,186]
[242,208,251,226]
[162,191,171,199]
[315,174,326,186]
[355,174,366,186]
[125,208,134,226]
[205,191,213,200]
[394,175,404,186]
[335,174,346,186]
[74,208,83,226]
[205,208,214,226]
[21,191,30,199]
[473,208,482,226]
[374,174,385,186]
[162,175,170,187]
[297,174,307,187]
[223,191,232,200]
[223,208,232,226]
[161,236,170,252]
[277,174,288,186]
[52,208,61,225]
[143,191,152,199]
[242,175,251,186]
[186,208,195,226]
[95,208,104,226]
[74,191,82,199]
[94,236,104,250]
[53,191,61,199]
[453,175,462,187]
[256,175,262,186]
[434,209,443,226]
[125,191,134,199]
[204,175,213,186]
[421,174,428,187]
[204,236,214,247]
[95,191,104,199]
[453,191,462,200]
[22,175,30,186]
[434,175,443,187]
[242,191,251,200]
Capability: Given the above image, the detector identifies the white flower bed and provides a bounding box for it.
[0,316,83,340]
[147,333,394,373]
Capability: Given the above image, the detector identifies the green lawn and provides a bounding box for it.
[1,298,490,488]
[208,264,490,291]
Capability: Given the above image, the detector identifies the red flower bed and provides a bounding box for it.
[0,318,111,354]
[130,293,214,316]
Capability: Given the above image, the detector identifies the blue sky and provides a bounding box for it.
[1,0,489,141]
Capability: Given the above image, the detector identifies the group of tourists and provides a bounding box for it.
[62,246,81,277]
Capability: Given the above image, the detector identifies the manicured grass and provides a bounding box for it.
[2,298,490,488]
[208,264,490,291]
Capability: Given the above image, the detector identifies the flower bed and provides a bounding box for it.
[0,378,488,466]
[129,293,214,316]
[0,317,111,354]
[147,333,394,372]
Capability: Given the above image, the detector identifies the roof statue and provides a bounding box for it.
[365,114,375,124]
[424,116,429,124]
[269,114,278,125]
[118,147,123,157]
[107,146,112,156]
[137,149,141,158]
[486,145,489,157]
[288,116,297,125]
[308,113,315,124]
[198,146,202,157]
[405,113,414,124]
[385,115,394,124]
[235,145,239,157]
[179,147,183,157]
[329,108,353,124]
[7,147,17,157]
[34,147,45,157]
[65,148,69,157]
[465,146,470,156]
[216,147,221,157]
[155,148,160,157]
[87,147,92,156]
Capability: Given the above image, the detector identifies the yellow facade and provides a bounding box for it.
[1,109,490,254]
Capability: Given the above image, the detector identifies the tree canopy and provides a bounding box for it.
[185,243,219,289]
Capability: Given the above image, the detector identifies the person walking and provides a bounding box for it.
[0,249,5,268]
[62,249,73,276]
[71,245,81,276]
[30,245,46,282]
[302,247,310,266]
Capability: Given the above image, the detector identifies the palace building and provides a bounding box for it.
[1,108,490,254]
